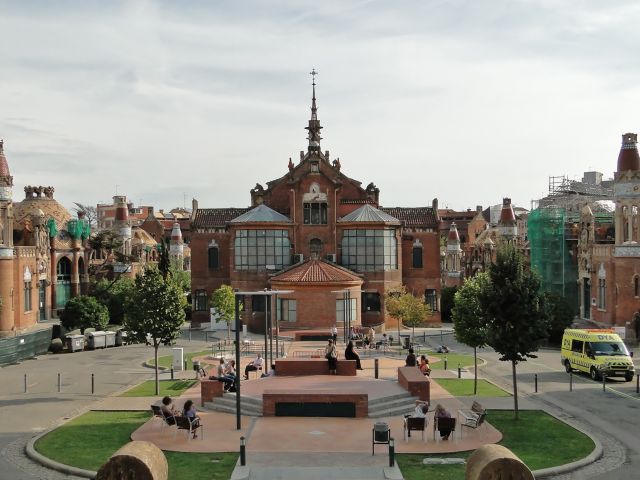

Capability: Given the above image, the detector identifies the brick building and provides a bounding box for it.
[190,80,441,333]
[578,133,640,340]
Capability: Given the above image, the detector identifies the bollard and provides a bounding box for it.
[205,332,208,343]
[240,436,246,466]
[58,373,61,393]
[189,328,192,342]
[602,373,606,392]
[184,360,187,371]
[91,373,95,394]
[444,356,448,370]
[24,373,27,393]
[171,366,174,380]
[457,364,461,379]
[388,437,395,467]
[375,358,379,379]
[637,374,639,394]
[534,373,538,393]
[569,371,573,392]
[212,345,215,358]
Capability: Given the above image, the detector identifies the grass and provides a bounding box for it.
[397,410,595,480]
[35,411,237,479]
[119,379,197,397]
[149,349,211,369]
[429,353,476,370]
[435,379,511,397]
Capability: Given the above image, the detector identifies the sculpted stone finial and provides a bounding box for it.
[288,158,294,173]
[44,186,54,198]
[332,158,341,171]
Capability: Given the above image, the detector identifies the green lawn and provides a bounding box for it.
[435,379,510,397]
[429,353,475,370]
[119,380,197,397]
[34,411,237,479]
[149,349,211,369]
[397,410,595,480]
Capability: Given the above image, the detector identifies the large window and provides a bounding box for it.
[277,299,297,322]
[425,289,438,311]
[361,292,380,312]
[234,230,291,271]
[340,229,397,272]
[598,279,606,309]
[24,281,32,312]
[336,297,357,322]
[252,295,266,313]
[303,202,328,225]
[194,290,208,311]
[208,246,219,269]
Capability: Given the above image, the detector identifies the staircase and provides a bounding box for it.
[368,391,419,418]
[204,393,263,416]
[203,391,419,418]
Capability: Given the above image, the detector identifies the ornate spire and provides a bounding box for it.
[0,139,14,188]
[617,132,640,172]
[305,68,322,153]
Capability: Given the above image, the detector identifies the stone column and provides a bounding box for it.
[50,240,57,317]
[0,255,14,335]
[71,247,80,297]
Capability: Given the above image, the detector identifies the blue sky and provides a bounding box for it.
[1,0,640,213]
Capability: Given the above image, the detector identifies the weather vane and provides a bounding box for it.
[310,68,318,86]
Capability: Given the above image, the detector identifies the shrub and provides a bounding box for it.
[50,338,64,353]
[61,296,109,334]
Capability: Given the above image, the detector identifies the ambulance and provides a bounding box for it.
[561,329,635,381]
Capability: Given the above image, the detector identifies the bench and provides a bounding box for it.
[262,389,368,417]
[200,379,224,406]
[398,366,431,402]
[293,330,334,341]
[275,358,357,376]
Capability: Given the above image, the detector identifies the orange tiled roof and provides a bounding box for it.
[272,259,362,284]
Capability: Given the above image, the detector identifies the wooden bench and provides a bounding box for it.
[275,358,357,376]
[398,366,431,402]
[263,389,368,417]
[200,379,224,406]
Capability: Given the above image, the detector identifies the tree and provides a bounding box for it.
[480,244,550,419]
[124,267,186,395]
[72,202,98,228]
[385,287,431,343]
[92,277,135,325]
[210,285,241,339]
[87,230,136,285]
[542,292,574,345]
[440,286,458,323]
[452,272,489,395]
[61,296,109,334]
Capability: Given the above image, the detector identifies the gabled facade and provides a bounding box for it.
[190,80,441,332]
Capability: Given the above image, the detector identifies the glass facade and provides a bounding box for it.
[303,202,328,224]
[195,290,208,311]
[234,230,291,271]
[340,229,397,271]
[336,297,357,322]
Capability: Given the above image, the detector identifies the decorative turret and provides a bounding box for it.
[305,69,323,154]
[0,139,14,252]
[113,195,131,255]
[616,132,640,173]
[169,222,184,270]
[498,197,517,239]
[444,222,463,286]
[0,139,13,198]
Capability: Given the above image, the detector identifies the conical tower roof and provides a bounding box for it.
[229,204,291,223]
[0,140,12,182]
[498,198,516,226]
[617,132,640,172]
[271,258,362,284]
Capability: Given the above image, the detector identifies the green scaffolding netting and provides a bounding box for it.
[528,207,578,314]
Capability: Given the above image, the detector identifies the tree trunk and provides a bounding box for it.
[154,343,160,396]
[227,320,231,340]
[512,360,519,420]
[473,346,478,395]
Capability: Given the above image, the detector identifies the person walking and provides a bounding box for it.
[331,325,338,343]
[325,339,338,374]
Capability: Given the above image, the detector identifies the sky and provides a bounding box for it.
[2,0,640,214]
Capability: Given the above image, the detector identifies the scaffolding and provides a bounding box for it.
[528,207,578,314]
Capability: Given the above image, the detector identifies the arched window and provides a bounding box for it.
[310,238,323,257]
[412,240,423,268]
[56,257,72,308]
[425,289,438,311]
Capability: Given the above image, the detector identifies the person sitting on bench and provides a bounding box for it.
[405,348,417,367]
[244,353,264,380]
[419,355,431,376]
[222,359,237,392]
[404,400,428,437]
[434,403,453,440]
[160,396,179,425]
[209,357,225,381]
[344,340,363,370]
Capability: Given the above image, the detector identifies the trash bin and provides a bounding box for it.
[104,331,116,348]
[374,422,390,442]
[402,335,410,349]
[115,330,126,346]
[87,331,107,349]
[66,334,85,352]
